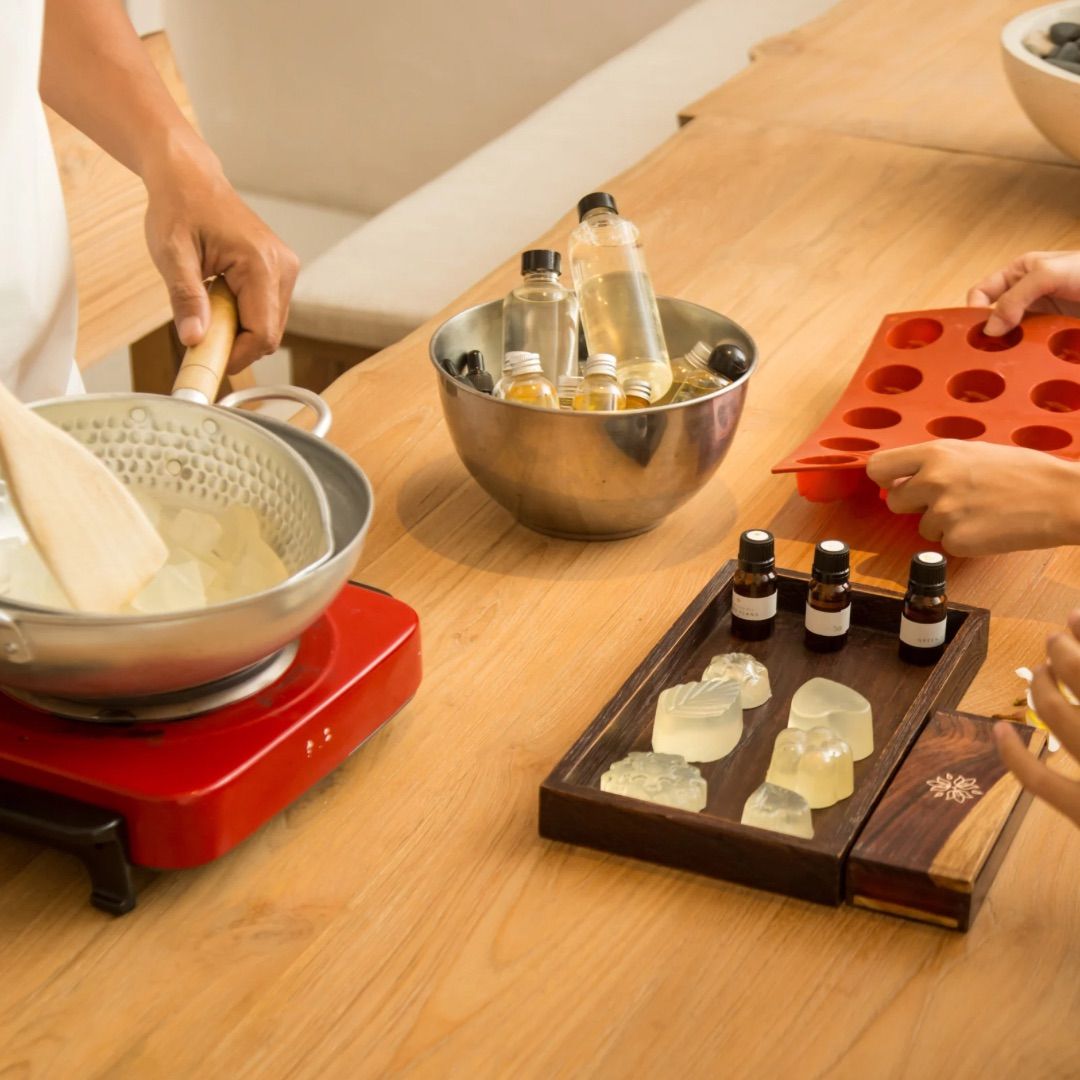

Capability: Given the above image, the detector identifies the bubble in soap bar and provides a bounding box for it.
[741,782,813,839]
[601,751,707,812]
[788,677,874,761]
[766,726,854,809]
[653,679,743,762]
[702,652,771,708]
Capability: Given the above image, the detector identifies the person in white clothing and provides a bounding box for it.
[2,0,298,401]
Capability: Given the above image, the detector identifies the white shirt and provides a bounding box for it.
[1,0,84,401]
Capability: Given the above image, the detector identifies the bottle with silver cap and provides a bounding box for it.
[898,552,948,665]
[493,350,559,409]
[573,353,626,412]
[622,377,652,410]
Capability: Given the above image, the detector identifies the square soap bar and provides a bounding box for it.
[846,711,1046,931]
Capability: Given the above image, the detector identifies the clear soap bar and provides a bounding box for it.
[788,677,874,761]
[702,652,771,709]
[652,679,743,762]
[740,782,813,839]
[766,726,854,809]
[601,751,707,812]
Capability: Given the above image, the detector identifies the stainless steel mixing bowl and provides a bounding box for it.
[429,297,758,539]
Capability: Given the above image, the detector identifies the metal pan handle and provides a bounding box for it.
[217,386,333,438]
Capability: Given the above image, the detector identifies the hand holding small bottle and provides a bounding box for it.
[995,611,1080,831]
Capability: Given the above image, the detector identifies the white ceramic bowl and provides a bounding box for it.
[1003,3,1080,161]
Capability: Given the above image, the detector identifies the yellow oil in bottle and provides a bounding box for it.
[623,377,652,409]
[573,353,625,412]
[493,351,559,409]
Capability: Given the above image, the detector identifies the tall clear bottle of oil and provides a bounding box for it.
[569,192,672,401]
[502,250,579,385]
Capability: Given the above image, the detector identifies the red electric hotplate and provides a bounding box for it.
[0,582,421,914]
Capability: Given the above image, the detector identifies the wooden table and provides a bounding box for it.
[681,0,1075,169]
[3,115,1078,1077]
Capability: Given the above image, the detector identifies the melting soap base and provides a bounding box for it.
[741,782,813,839]
[702,653,771,709]
[766,727,854,809]
[653,679,743,762]
[601,751,707,812]
[788,677,874,761]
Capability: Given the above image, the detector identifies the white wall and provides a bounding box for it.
[161,0,694,215]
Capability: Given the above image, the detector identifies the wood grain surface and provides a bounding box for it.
[4,92,1080,1080]
[681,0,1074,169]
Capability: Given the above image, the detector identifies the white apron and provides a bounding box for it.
[0,0,84,401]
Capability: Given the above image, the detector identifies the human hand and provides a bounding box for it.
[867,439,1080,555]
[995,611,1080,830]
[143,141,299,372]
[967,251,1080,336]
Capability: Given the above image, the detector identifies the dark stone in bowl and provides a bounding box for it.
[1049,21,1080,45]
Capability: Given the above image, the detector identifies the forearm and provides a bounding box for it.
[39,0,217,185]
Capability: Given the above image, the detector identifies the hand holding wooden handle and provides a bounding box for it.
[172,278,239,404]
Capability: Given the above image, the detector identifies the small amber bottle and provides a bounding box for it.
[898,552,948,665]
[805,540,851,652]
[462,350,494,394]
[732,529,777,640]
[623,378,652,410]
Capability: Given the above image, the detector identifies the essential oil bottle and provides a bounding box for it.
[732,529,777,640]
[493,351,559,409]
[623,377,652,409]
[805,540,851,652]
[898,552,948,665]
[462,350,494,394]
[573,353,626,412]
[502,249,579,385]
[557,374,583,410]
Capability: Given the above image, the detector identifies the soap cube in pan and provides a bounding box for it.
[702,653,771,708]
[741,782,814,839]
[788,677,874,760]
[653,679,743,762]
[601,751,707,813]
[766,726,854,809]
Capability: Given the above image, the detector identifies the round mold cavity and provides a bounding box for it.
[820,436,880,452]
[886,318,943,350]
[926,416,986,440]
[1049,328,1080,364]
[1013,425,1072,452]
[796,454,859,466]
[946,369,1006,403]
[1031,380,1080,414]
[865,364,923,395]
[967,322,1022,352]
[843,406,902,429]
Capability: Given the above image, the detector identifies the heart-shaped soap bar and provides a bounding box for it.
[787,677,874,761]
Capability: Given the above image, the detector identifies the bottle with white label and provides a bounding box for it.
[898,552,947,665]
[805,540,851,653]
[732,529,777,640]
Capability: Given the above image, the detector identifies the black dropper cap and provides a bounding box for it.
[462,350,493,394]
[908,551,947,593]
[708,343,750,381]
[813,539,850,583]
[522,249,561,275]
[738,529,775,570]
[577,192,618,220]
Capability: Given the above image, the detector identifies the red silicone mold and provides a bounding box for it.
[773,308,1080,502]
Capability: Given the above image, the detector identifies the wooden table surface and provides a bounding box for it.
[3,114,1078,1078]
[681,0,1074,169]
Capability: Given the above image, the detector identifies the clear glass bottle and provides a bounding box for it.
[493,351,559,409]
[658,341,731,404]
[573,353,626,412]
[569,192,672,401]
[623,378,652,409]
[557,375,583,410]
[502,249,579,385]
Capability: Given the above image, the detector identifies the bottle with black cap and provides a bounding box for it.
[502,249,579,386]
[569,192,672,401]
[805,540,851,652]
[461,350,494,394]
[899,552,948,665]
[732,529,777,640]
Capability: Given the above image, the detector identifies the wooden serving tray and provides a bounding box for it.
[539,562,990,906]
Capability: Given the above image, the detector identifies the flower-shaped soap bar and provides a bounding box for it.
[741,781,813,839]
[788,677,874,761]
[766,726,854,809]
[702,653,771,709]
[653,679,743,762]
[601,751,707,812]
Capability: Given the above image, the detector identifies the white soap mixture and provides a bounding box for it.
[0,497,288,614]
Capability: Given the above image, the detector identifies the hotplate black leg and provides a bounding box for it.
[0,779,136,915]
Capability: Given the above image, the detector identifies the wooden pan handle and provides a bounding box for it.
[171,278,239,404]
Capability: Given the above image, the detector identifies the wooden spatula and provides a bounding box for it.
[0,278,239,613]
